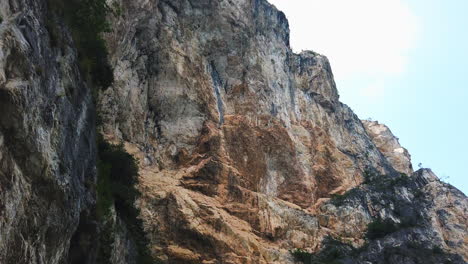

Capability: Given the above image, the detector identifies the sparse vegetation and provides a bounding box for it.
[96,217,114,264]
[363,169,376,184]
[389,173,411,186]
[318,169,458,263]
[329,193,346,205]
[47,0,114,90]
[111,2,123,17]
[432,245,445,255]
[291,237,362,264]
[414,189,425,199]
[330,188,359,206]
[362,170,412,189]
[291,235,460,264]
[45,2,157,262]
[290,248,313,264]
[330,172,414,207]
[96,134,155,264]
[366,219,400,239]
[381,243,462,263]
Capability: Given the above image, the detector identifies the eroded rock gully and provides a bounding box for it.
[0,0,466,263]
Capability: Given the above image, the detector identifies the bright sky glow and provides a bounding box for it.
[268,0,468,194]
[269,0,419,101]
[270,0,418,78]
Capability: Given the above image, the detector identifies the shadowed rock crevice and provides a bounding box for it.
[209,61,225,126]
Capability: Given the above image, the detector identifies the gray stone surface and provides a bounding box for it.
[363,120,413,175]
[0,1,96,263]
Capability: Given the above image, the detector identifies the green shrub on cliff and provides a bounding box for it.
[47,0,113,89]
[330,188,359,206]
[291,237,358,264]
[366,219,400,239]
[290,248,313,264]
[96,135,139,218]
[96,135,155,264]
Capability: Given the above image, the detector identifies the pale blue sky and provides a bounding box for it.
[269,0,467,194]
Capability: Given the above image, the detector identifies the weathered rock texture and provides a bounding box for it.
[363,120,413,176]
[314,168,467,263]
[0,0,96,264]
[97,0,467,263]
[0,0,466,263]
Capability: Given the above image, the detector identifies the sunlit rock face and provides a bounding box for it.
[0,0,96,263]
[101,0,394,209]
[362,120,413,176]
[98,0,467,263]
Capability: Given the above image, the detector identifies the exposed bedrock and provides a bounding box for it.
[0,0,96,263]
[0,0,465,263]
[98,0,467,263]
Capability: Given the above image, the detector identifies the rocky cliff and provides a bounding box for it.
[98,0,467,263]
[0,0,466,263]
[0,0,96,263]
[362,120,413,176]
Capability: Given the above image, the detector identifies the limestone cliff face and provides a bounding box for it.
[0,0,96,263]
[97,0,467,263]
[101,0,394,210]
[0,0,466,264]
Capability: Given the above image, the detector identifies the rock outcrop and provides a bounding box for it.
[363,120,413,176]
[0,1,96,263]
[0,0,466,263]
[313,168,467,263]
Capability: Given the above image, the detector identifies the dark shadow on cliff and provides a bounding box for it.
[95,134,156,264]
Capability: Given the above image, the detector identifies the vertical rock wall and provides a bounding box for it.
[101,0,394,209]
[0,1,96,263]
[98,0,467,263]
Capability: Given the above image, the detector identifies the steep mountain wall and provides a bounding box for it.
[101,0,394,210]
[0,0,96,263]
[98,0,466,263]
